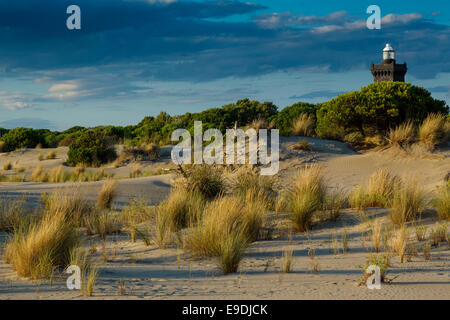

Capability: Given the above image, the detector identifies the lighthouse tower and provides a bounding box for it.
[371,43,407,82]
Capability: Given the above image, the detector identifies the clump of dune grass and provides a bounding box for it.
[176,164,225,199]
[367,169,399,207]
[38,154,44,161]
[46,151,56,160]
[47,165,70,182]
[249,118,273,133]
[350,169,399,210]
[232,167,274,202]
[319,188,348,222]
[3,161,12,171]
[0,197,37,233]
[186,193,267,257]
[5,209,80,279]
[389,227,409,263]
[390,177,427,225]
[372,220,382,253]
[436,184,450,221]
[430,223,447,247]
[287,164,326,232]
[415,225,428,241]
[292,113,315,136]
[122,198,153,226]
[31,165,48,182]
[97,180,117,210]
[69,247,99,296]
[291,140,312,151]
[281,247,294,273]
[349,186,369,211]
[42,188,94,227]
[156,189,205,234]
[388,121,416,147]
[85,211,122,239]
[0,141,5,153]
[217,230,246,274]
[418,113,449,150]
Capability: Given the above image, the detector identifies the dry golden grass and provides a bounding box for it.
[98,180,117,210]
[85,211,122,239]
[367,169,399,206]
[390,176,427,225]
[232,167,274,203]
[288,164,326,232]
[217,230,246,274]
[5,210,80,279]
[372,220,382,253]
[186,193,267,257]
[42,188,94,227]
[436,184,450,221]
[0,141,5,153]
[31,165,48,182]
[38,154,44,161]
[46,151,56,160]
[175,164,225,199]
[281,247,294,273]
[388,121,415,147]
[249,118,273,133]
[418,113,448,150]
[3,161,12,171]
[389,227,409,263]
[291,140,312,151]
[0,197,34,233]
[292,113,315,136]
[415,225,428,241]
[156,189,205,234]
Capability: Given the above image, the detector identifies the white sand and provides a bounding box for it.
[0,138,449,300]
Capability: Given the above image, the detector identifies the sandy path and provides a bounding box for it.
[0,174,174,208]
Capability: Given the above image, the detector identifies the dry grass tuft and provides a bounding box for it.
[97,180,117,210]
[388,121,415,147]
[0,141,5,153]
[232,167,274,202]
[42,188,94,227]
[390,176,427,225]
[3,161,12,171]
[186,193,267,257]
[436,184,450,221]
[217,230,246,274]
[372,220,382,253]
[281,247,294,273]
[175,164,225,199]
[287,164,326,232]
[418,113,449,150]
[46,151,56,160]
[292,113,315,136]
[291,140,312,151]
[389,227,409,263]
[31,165,48,182]
[5,209,80,279]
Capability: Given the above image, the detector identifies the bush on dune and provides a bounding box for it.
[67,131,117,167]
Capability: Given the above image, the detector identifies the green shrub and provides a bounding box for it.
[276,102,317,136]
[316,82,448,140]
[0,127,44,152]
[67,131,117,167]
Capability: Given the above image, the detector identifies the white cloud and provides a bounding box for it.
[0,91,32,110]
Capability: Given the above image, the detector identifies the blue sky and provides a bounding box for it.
[0,0,449,130]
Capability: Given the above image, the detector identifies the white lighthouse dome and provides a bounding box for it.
[383,43,395,61]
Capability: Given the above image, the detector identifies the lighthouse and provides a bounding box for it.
[371,43,407,82]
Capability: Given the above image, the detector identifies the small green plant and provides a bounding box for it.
[415,225,428,241]
[358,254,392,286]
